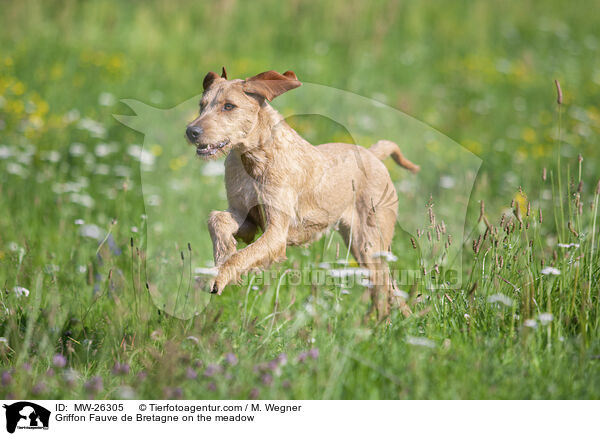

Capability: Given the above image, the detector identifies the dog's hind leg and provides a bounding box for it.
[339,205,411,321]
[338,209,389,320]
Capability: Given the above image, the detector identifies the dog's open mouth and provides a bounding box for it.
[196,139,230,156]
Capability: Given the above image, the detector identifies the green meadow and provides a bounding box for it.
[1,0,600,399]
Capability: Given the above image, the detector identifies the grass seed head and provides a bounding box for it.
[554,79,563,105]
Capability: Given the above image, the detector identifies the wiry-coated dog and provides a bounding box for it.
[186,68,419,319]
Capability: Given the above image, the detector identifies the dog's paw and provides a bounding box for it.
[211,268,235,295]
[211,276,227,295]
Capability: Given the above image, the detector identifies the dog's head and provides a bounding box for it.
[186,68,301,159]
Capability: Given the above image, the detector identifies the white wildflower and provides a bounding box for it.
[393,289,409,299]
[0,145,14,159]
[116,386,136,400]
[6,163,27,177]
[94,164,110,175]
[77,118,106,138]
[487,293,513,307]
[557,243,579,249]
[541,267,561,276]
[406,336,436,348]
[524,319,537,328]
[74,219,85,225]
[94,142,117,157]
[372,251,398,262]
[13,286,30,297]
[538,313,554,325]
[42,150,61,163]
[63,109,80,123]
[440,175,455,189]
[70,193,95,208]
[98,92,116,106]
[69,142,86,156]
[127,144,155,167]
[79,224,103,240]
[113,165,131,178]
[201,160,225,177]
[63,368,79,383]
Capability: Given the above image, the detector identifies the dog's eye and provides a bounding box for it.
[223,103,236,111]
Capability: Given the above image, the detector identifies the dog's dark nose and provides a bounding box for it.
[186,126,203,142]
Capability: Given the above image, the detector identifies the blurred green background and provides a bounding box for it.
[1,0,600,400]
[2,1,599,209]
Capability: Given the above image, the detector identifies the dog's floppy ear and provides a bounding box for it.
[243,70,301,101]
[203,71,220,91]
[282,70,298,80]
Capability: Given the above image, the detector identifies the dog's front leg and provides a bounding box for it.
[211,213,289,294]
[207,209,253,266]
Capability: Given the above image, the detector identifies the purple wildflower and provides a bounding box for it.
[297,351,308,363]
[185,367,197,380]
[261,373,273,386]
[112,362,130,375]
[53,354,67,368]
[32,382,46,395]
[224,353,238,366]
[277,353,288,365]
[207,382,217,392]
[309,348,319,360]
[204,364,222,378]
[84,376,103,393]
[1,371,12,386]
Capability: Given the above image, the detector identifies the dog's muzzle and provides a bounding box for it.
[196,139,230,156]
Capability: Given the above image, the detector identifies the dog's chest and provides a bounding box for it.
[224,153,261,209]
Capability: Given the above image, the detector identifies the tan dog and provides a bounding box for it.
[186,68,419,319]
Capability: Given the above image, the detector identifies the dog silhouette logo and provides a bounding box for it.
[2,402,50,433]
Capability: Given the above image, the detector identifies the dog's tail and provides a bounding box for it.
[369,140,420,174]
